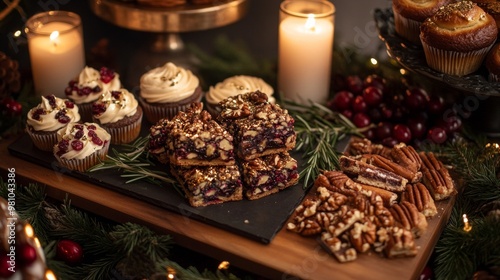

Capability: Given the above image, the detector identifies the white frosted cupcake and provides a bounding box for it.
[139,62,202,123]
[54,122,111,172]
[64,66,121,121]
[26,95,80,151]
[205,75,275,116]
[92,89,143,145]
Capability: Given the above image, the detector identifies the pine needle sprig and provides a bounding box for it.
[89,137,177,186]
[285,100,363,188]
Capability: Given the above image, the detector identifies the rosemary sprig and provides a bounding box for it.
[89,137,177,186]
[285,100,363,188]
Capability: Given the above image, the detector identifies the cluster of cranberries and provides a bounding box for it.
[328,74,462,146]
[31,95,75,124]
[0,243,38,278]
[56,124,103,156]
[0,97,22,117]
[64,67,115,97]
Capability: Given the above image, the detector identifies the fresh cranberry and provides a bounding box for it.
[405,87,429,111]
[74,124,84,130]
[58,139,70,152]
[362,86,383,107]
[367,107,382,123]
[71,140,84,151]
[352,112,371,128]
[363,74,387,93]
[352,95,367,113]
[341,109,353,120]
[45,95,57,108]
[407,118,427,139]
[376,122,393,140]
[345,75,363,95]
[428,95,445,115]
[381,137,398,148]
[328,90,353,111]
[392,124,412,144]
[79,87,93,96]
[362,127,376,140]
[380,104,393,119]
[88,130,97,138]
[427,127,447,144]
[58,114,71,124]
[87,124,97,130]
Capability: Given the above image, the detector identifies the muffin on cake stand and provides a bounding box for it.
[89,0,248,87]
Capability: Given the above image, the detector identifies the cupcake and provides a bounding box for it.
[392,0,453,44]
[205,75,275,116]
[420,1,498,76]
[64,66,121,121]
[53,122,111,172]
[139,62,202,123]
[486,43,500,81]
[92,89,143,145]
[26,95,80,151]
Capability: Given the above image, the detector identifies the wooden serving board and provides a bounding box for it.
[8,133,350,244]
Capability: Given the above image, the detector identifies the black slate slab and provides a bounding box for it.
[8,133,350,244]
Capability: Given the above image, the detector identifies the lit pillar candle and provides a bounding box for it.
[278,0,335,104]
[26,11,85,97]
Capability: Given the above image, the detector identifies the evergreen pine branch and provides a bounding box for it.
[285,100,362,188]
[157,260,241,280]
[89,137,177,186]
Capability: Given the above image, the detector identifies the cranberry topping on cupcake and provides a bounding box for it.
[65,66,121,104]
[27,95,80,132]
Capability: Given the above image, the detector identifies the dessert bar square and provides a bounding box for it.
[217,91,296,160]
[167,103,236,166]
[240,152,299,200]
[171,164,243,207]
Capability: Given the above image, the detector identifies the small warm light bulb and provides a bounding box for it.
[305,14,316,32]
[400,68,407,75]
[218,260,230,270]
[370,58,378,65]
[167,267,176,279]
[14,30,22,37]
[463,214,472,232]
[50,31,59,46]
[25,224,34,238]
[45,269,57,280]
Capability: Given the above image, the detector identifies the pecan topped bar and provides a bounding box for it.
[147,118,170,164]
[241,152,299,200]
[171,164,243,207]
[217,91,296,160]
[167,102,235,166]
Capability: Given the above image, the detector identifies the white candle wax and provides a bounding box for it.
[279,15,334,104]
[28,21,85,97]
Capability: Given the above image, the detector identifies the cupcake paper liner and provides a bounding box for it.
[102,112,143,145]
[55,140,110,172]
[393,9,422,45]
[139,94,202,124]
[26,128,58,152]
[421,41,493,76]
[77,102,94,123]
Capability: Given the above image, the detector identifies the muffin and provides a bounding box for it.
[139,62,202,123]
[477,2,500,32]
[92,89,143,145]
[486,43,500,81]
[26,95,80,151]
[420,1,498,76]
[392,0,453,44]
[53,122,111,172]
[64,66,121,121]
[205,75,275,116]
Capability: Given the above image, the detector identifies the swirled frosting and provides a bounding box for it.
[55,122,111,160]
[139,62,199,103]
[92,89,139,124]
[65,66,121,104]
[206,75,275,105]
[26,95,80,132]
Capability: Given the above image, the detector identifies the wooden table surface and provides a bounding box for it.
[0,136,455,280]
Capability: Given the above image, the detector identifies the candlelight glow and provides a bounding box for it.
[50,31,59,46]
[305,14,316,32]
[167,267,176,279]
[34,237,42,248]
[463,214,472,232]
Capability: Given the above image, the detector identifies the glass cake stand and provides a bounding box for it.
[89,0,248,86]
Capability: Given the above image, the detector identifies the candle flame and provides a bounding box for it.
[50,31,59,47]
[463,214,472,232]
[305,14,316,32]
